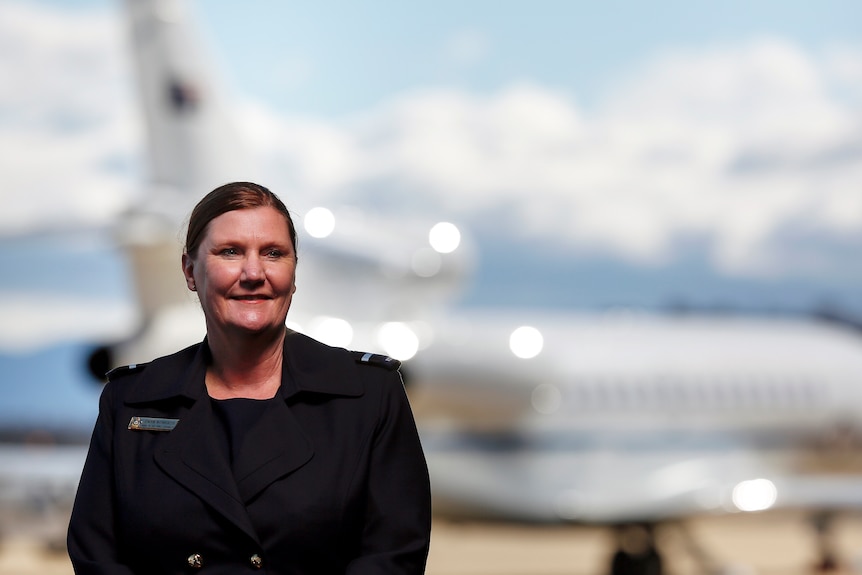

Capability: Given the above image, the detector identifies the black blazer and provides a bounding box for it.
[67,330,431,574]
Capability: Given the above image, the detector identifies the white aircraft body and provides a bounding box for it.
[3,1,862,572]
[412,311,862,524]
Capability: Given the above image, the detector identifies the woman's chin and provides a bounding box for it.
[225,319,283,338]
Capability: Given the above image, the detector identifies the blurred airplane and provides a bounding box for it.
[3,1,862,574]
[412,306,862,572]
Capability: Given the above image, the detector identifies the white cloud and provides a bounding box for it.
[0,2,137,235]
[250,38,862,278]
[2,2,861,281]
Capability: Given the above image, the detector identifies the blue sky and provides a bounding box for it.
[193,1,862,116]
[1,0,862,357]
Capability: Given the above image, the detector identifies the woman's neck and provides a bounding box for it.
[205,328,286,400]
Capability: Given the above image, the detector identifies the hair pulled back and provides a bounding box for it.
[185,182,297,259]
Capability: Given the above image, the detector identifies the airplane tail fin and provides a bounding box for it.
[125,0,248,221]
[93,0,246,372]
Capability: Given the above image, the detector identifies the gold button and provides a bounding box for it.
[187,553,203,569]
[250,553,263,569]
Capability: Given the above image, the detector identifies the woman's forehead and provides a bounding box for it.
[205,207,293,240]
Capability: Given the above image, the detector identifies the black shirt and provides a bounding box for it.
[211,395,280,480]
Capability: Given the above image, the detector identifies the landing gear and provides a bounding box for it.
[810,511,841,573]
[608,521,726,575]
[609,523,663,575]
[606,511,853,575]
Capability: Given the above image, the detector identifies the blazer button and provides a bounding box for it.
[250,553,263,569]
[187,553,203,568]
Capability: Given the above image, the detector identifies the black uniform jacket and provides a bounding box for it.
[67,330,431,575]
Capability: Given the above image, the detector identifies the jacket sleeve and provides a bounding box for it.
[67,382,135,575]
[346,371,432,575]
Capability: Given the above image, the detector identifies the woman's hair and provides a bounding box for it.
[185,181,297,259]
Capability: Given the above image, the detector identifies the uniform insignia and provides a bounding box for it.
[106,363,149,381]
[128,417,179,431]
[352,351,401,371]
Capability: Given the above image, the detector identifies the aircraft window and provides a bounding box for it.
[615,380,636,409]
[632,380,649,406]
[767,379,784,407]
[802,379,823,404]
[710,381,730,409]
[583,381,597,411]
[755,378,780,407]
[590,379,607,410]
[773,380,788,407]
[689,376,710,408]
[785,379,811,408]
[756,378,777,407]
[569,373,826,413]
[569,381,585,410]
[654,376,681,407]
[673,378,692,407]
[785,379,804,406]
[731,379,751,408]
[582,377,611,411]
[748,381,764,408]
[604,379,621,409]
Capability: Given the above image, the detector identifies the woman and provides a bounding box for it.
[67,182,432,574]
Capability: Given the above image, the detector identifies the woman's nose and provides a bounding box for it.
[241,255,264,282]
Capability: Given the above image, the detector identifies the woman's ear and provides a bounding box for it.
[181,253,196,291]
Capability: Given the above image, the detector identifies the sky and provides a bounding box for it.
[1,0,862,358]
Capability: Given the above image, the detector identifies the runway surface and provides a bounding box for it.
[1,510,861,575]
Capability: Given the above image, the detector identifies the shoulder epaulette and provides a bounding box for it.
[352,351,401,371]
[106,362,149,382]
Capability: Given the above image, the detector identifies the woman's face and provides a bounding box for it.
[182,206,297,340]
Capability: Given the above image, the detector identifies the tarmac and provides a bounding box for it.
[2,510,861,575]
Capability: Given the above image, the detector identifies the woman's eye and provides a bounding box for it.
[220,248,238,256]
[265,249,284,258]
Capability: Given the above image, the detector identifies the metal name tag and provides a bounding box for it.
[128,417,179,431]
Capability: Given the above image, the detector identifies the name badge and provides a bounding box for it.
[128,417,179,431]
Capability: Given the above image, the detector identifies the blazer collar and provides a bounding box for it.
[280,329,363,399]
[124,329,363,405]
[123,342,206,404]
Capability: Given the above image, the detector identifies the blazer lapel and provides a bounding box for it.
[230,330,364,502]
[130,332,365,531]
[232,398,313,503]
[154,393,261,543]
[126,341,259,542]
